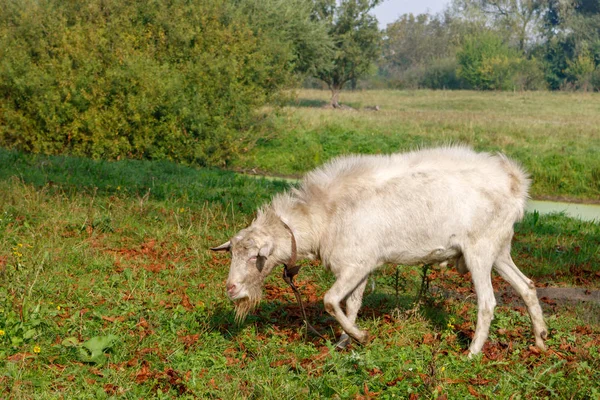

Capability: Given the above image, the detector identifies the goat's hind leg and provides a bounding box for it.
[494,248,547,351]
[463,248,497,356]
[324,269,370,345]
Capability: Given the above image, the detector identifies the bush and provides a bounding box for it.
[456,31,544,91]
[419,57,468,90]
[0,0,303,166]
[512,57,548,90]
[566,48,598,91]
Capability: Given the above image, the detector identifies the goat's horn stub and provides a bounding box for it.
[210,241,231,252]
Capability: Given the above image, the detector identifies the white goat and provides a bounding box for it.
[212,146,548,356]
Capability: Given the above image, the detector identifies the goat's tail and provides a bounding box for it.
[498,153,531,221]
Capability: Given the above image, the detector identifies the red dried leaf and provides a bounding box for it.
[135,360,153,384]
[540,297,557,305]
[423,333,436,345]
[467,385,481,397]
[7,353,34,362]
[574,325,592,335]
[386,376,404,387]
[179,334,199,348]
[469,376,494,385]
[180,292,194,310]
[89,367,104,377]
[104,383,119,395]
[101,315,125,323]
[126,358,138,367]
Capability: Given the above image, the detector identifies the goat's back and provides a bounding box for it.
[298,146,530,222]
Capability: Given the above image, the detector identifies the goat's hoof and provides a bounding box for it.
[466,347,482,358]
[535,340,547,352]
[335,333,352,350]
[353,330,370,345]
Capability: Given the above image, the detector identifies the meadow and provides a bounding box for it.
[234,89,600,202]
[1,90,600,399]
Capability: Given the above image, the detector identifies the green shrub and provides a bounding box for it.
[0,0,301,166]
[511,57,548,90]
[419,57,468,90]
[456,32,544,91]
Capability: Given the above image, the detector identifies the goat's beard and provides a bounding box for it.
[233,286,262,324]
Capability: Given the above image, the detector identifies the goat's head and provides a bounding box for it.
[211,218,292,322]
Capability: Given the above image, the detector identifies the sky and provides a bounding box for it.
[371,0,449,29]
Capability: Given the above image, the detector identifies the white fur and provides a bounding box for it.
[220,146,547,355]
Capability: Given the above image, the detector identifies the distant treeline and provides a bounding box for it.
[320,0,600,91]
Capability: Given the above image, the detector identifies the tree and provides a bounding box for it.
[539,0,600,89]
[229,0,333,77]
[449,0,548,51]
[478,0,548,51]
[457,31,525,89]
[312,0,382,108]
[383,14,453,71]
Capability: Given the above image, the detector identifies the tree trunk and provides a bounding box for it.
[330,85,342,108]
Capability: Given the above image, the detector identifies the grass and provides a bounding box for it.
[234,89,600,202]
[1,147,599,399]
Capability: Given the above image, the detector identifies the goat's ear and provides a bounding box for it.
[258,243,273,258]
[210,241,231,252]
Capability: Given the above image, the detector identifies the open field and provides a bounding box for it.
[234,90,600,202]
[1,147,599,399]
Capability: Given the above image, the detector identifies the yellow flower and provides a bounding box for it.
[179,207,185,213]
[0,329,5,336]
[56,305,61,311]
[33,345,41,354]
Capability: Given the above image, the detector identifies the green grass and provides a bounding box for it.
[234,89,600,202]
[1,148,599,398]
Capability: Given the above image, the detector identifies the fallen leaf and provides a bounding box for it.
[135,360,153,384]
[104,383,120,395]
[101,315,125,323]
[467,385,481,397]
[7,353,34,362]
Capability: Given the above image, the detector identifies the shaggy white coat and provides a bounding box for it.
[214,146,547,355]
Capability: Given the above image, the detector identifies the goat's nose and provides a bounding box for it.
[226,283,236,293]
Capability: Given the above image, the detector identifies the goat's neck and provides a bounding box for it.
[275,205,326,261]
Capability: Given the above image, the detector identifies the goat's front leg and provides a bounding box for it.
[324,270,370,345]
[336,278,368,348]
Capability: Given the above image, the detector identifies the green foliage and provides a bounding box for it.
[378,14,468,90]
[387,57,468,90]
[566,47,598,90]
[371,0,600,91]
[0,0,315,165]
[457,32,539,90]
[312,0,382,104]
[231,0,333,76]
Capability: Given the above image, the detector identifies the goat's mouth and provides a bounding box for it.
[227,288,244,300]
